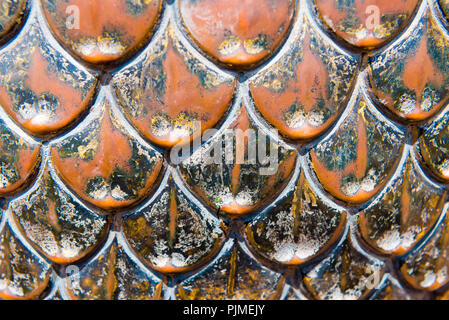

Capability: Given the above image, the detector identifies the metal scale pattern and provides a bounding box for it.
[0,0,448,300]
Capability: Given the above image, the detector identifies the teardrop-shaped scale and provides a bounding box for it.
[66,233,164,300]
[41,0,163,64]
[0,8,98,136]
[249,11,359,140]
[312,0,420,48]
[179,100,297,216]
[359,149,447,256]
[112,20,235,148]
[50,88,164,210]
[245,170,346,265]
[9,161,109,264]
[367,3,449,121]
[122,168,224,274]
[178,0,295,68]
[309,82,405,203]
[176,239,285,300]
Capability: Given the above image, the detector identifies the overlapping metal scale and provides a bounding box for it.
[0,0,448,300]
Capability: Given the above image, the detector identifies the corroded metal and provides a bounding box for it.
[176,239,285,300]
[0,10,98,136]
[50,88,164,209]
[309,80,405,203]
[249,7,359,140]
[245,170,346,265]
[0,0,449,301]
[312,0,420,47]
[122,168,224,274]
[112,19,236,148]
[41,0,163,64]
[65,232,164,300]
[367,3,449,121]
[303,231,384,300]
[179,0,295,68]
[0,110,40,195]
[358,149,446,255]
[179,100,298,215]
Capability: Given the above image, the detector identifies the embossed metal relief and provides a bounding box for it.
[41,0,163,64]
[178,0,295,68]
[1,0,449,301]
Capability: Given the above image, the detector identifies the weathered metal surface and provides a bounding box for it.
[0,0,448,300]
[42,0,163,64]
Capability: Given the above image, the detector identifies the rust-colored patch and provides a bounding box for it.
[179,0,295,68]
[310,90,404,203]
[122,171,224,274]
[0,117,41,196]
[179,102,297,216]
